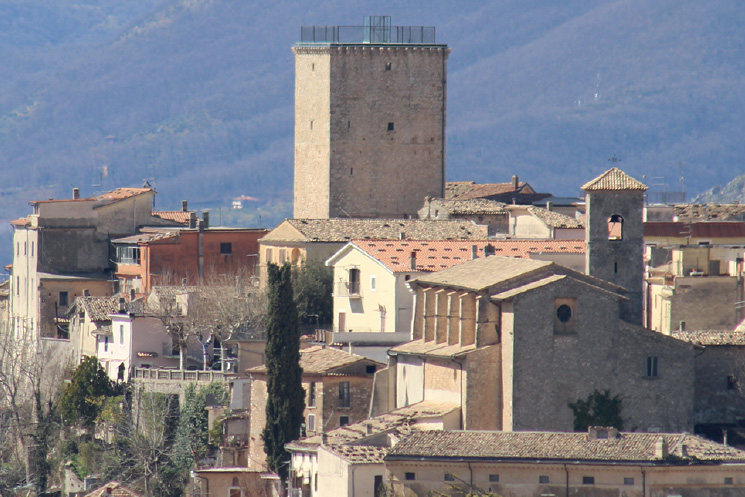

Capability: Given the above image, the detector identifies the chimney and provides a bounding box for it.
[83,289,90,297]
[321,432,328,445]
[202,211,210,229]
[130,289,136,301]
[104,487,113,497]
[512,175,519,190]
[654,437,668,459]
[399,231,406,240]
[181,200,188,212]
[189,212,198,229]
[679,321,686,332]
[680,444,688,458]
[72,188,80,200]
[118,297,126,313]
[546,201,553,211]
[471,245,478,260]
[366,424,373,435]
[410,251,417,271]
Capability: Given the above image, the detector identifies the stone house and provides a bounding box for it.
[326,239,586,335]
[245,346,383,471]
[672,330,745,430]
[417,198,509,236]
[384,429,745,497]
[646,244,745,333]
[504,204,584,239]
[8,187,180,339]
[445,177,549,205]
[381,254,695,433]
[286,401,460,497]
[258,218,487,286]
[113,224,268,297]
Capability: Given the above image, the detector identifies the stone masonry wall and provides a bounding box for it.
[293,45,448,219]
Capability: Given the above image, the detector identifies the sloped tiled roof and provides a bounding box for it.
[430,198,507,215]
[581,167,648,191]
[269,219,486,242]
[84,481,142,497]
[671,330,745,346]
[96,188,152,201]
[351,239,585,274]
[413,255,554,292]
[72,295,144,321]
[324,444,390,464]
[247,345,381,375]
[10,217,30,226]
[525,206,583,228]
[112,230,179,244]
[673,204,745,222]
[287,400,459,453]
[446,181,533,200]
[386,430,745,462]
[153,211,191,224]
[444,181,478,199]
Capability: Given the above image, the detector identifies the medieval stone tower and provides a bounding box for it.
[292,16,449,219]
[582,167,648,325]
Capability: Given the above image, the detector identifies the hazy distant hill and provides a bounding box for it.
[693,174,745,204]
[1,0,745,240]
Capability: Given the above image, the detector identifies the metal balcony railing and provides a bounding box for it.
[300,23,436,44]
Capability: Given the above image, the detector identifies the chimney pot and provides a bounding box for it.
[399,231,405,240]
[73,188,80,200]
[181,200,188,212]
[512,175,519,190]
[680,321,686,332]
[202,211,210,229]
[546,201,553,211]
[410,251,417,271]
[654,438,668,459]
[189,212,198,229]
[118,297,126,313]
[471,245,478,260]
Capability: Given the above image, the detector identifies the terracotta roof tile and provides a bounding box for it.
[84,481,142,497]
[671,330,745,346]
[96,188,152,201]
[582,167,648,191]
[351,239,585,274]
[247,345,381,375]
[71,295,144,321]
[273,219,487,242]
[153,211,191,224]
[386,430,745,462]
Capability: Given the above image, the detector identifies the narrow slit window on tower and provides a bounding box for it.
[608,214,624,240]
[312,63,315,71]
[614,261,618,273]
[350,168,353,176]
[387,122,394,131]
[385,62,392,71]
[310,120,313,130]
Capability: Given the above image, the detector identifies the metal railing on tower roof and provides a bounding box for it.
[299,24,437,45]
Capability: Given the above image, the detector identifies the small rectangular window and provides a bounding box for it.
[308,381,316,407]
[405,472,416,481]
[727,375,738,390]
[339,381,351,407]
[385,62,392,70]
[349,268,361,295]
[104,336,109,352]
[489,474,499,482]
[24,242,26,255]
[582,476,595,485]
[310,120,313,130]
[370,275,377,291]
[724,477,734,485]
[444,473,455,482]
[539,475,550,484]
[266,248,273,262]
[16,276,19,296]
[119,325,124,344]
[307,414,315,432]
[339,415,349,426]
[646,356,659,377]
[387,122,394,131]
[366,365,376,374]
[220,242,232,255]
[31,242,34,257]
[59,291,69,307]
[624,477,634,486]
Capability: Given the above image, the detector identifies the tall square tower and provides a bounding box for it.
[293,17,449,219]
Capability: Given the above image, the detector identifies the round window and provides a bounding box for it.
[556,304,572,323]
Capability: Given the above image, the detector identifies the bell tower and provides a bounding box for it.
[292,16,449,219]
[582,167,647,325]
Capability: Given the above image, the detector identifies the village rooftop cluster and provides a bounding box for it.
[4,15,745,497]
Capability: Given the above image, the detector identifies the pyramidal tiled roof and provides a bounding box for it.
[582,167,648,191]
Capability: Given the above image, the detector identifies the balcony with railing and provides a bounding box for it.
[299,16,438,45]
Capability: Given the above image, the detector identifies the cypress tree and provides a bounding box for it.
[262,263,305,480]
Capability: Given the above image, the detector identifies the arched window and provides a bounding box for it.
[608,214,624,240]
